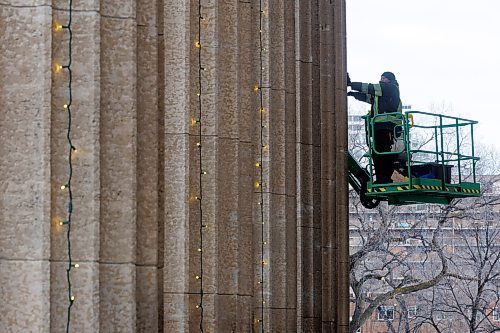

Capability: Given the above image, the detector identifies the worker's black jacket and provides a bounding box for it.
[349,81,401,130]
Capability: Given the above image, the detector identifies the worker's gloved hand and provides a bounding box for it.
[347,73,351,86]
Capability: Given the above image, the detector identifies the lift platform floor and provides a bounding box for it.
[365,177,480,205]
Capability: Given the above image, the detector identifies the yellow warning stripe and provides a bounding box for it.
[369,187,387,193]
[461,188,480,194]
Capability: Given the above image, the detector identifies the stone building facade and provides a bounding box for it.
[0,0,348,332]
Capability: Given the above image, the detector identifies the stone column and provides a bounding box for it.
[162,0,192,331]
[0,2,52,332]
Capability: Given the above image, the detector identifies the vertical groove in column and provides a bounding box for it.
[334,1,349,331]
[99,1,138,331]
[319,0,336,330]
[237,0,257,331]
[310,0,324,328]
[136,0,160,331]
[156,0,165,331]
[283,0,298,330]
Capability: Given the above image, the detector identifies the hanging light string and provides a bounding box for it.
[54,0,76,332]
[256,1,268,331]
[194,1,205,331]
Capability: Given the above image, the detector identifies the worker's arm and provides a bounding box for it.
[347,91,371,103]
[350,82,383,97]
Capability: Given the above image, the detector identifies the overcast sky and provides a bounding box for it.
[346,0,500,150]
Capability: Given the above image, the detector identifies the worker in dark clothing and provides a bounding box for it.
[347,72,402,184]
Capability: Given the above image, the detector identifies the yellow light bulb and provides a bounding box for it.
[54,63,62,73]
[190,117,200,126]
[259,107,265,113]
[61,184,67,190]
[70,295,75,301]
[255,162,261,168]
[253,84,260,92]
[195,275,200,280]
[53,20,63,32]
[197,248,202,252]
[63,104,68,109]
[74,264,80,268]
[255,181,260,188]
[195,41,201,48]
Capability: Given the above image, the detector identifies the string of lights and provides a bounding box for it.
[53,1,77,332]
[194,1,205,331]
[256,1,268,331]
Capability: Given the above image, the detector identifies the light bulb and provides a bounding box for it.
[61,184,67,190]
[53,20,63,32]
[195,41,201,48]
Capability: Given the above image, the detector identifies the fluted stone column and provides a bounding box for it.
[0,2,52,332]
[0,0,348,332]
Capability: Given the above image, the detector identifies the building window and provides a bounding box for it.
[408,306,417,318]
[378,306,395,321]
